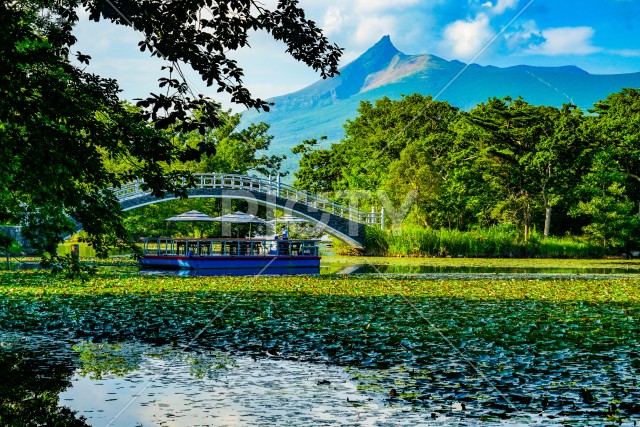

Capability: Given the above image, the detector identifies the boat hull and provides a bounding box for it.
[139,255,321,271]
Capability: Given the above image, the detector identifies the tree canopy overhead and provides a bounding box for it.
[80,0,342,129]
[0,0,341,255]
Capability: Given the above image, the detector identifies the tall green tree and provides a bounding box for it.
[430,115,494,230]
[383,124,458,228]
[206,121,285,177]
[1,0,341,255]
[294,94,460,220]
[465,97,569,241]
[293,89,640,245]
[167,109,286,177]
[569,88,640,250]
[589,88,640,184]
[339,95,458,192]
[525,104,587,237]
[292,137,346,194]
[570,151,640,249]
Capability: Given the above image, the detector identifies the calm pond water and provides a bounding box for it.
[3,332,639,426]
[335,264,640,275]
[59,343,429,426]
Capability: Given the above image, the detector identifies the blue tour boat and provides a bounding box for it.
[139,237,321,274]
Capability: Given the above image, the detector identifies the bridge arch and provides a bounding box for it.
[114,174,385,249]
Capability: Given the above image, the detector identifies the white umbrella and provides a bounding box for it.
[267,214,308,224]
[165,210,217,238]
[165,210,217,222]
[268,214,308,239]
[211,211,267,237]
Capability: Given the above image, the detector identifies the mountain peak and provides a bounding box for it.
[331,36,402,99]
[373,35,395,49]
[360,35,402,63]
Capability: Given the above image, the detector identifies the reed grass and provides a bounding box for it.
[363,225,606,258]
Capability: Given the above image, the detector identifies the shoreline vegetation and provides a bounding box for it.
[348,225,620,258]
[0,226,631,272]
[51,223,626,261]
[293,92,640,258]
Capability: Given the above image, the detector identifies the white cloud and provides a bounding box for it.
[323,6,345,36]
[355,0,421,12]
[611,49,640,57]
[527,27,600,56]
[354,15,398,45]
[316,2,431,55]
[302,0,445,61]
[483,0,519,15]
[504,20,541,50]
[69,1,637,103]
[441,14,496,59]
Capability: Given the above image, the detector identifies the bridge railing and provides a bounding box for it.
[111,173,384,226]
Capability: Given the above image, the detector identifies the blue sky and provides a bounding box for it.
[72,0,640,110]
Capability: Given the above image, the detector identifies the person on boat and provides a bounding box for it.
[187,249,194,258]
[282,227,289,240]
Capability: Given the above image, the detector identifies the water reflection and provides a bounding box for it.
[339,264,640,275]
[2,333,639,426]
[58,342,432,426]
[0,334,86,426]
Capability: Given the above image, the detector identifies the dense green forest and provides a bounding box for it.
[293,90,640,252]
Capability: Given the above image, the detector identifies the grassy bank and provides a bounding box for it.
[351,225,609,258]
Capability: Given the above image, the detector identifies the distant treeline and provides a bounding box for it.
[294,89,640,253]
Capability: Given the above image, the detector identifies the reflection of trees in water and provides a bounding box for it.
[0,338,88,426]
[0,336,234,425]
[73,341,143,380]
[73,341,237,381]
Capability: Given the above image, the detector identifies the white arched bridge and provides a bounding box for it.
[112,173,385,248]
